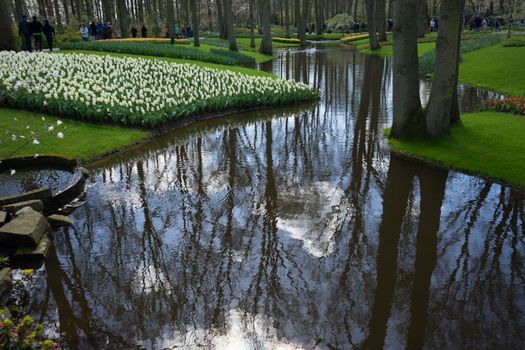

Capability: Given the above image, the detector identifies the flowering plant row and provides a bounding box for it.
[272,37,303,44]
[482,97,525,115]
[60,41,249,66]
[0,52,318,127]
[100,38,191,44]
[340,34,369,43]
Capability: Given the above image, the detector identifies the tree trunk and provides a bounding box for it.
[166,0,175,43]
[365,0,381,49]
[377,0,387,40]
[425,0,465,139]
[391,0,424,139]
[13,0,24,23]
[259,0,273,55]
[190,0,200,46]
[53,0,62,29]
[296,0,305,45]
[223,0,238,51]
[0,0,16,51]
[418,0,428,37]
[249,0,256,48]
[285,0,290,37]
[450,14,464,125]
[216,0,226,39]
[117,0,130,37]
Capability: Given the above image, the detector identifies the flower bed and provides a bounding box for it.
[60,41,251,66]
[340,34,369,43]
[272,37,303,44]
[0,52,318,127]
[100,38,191,44]
[482,97,525,115]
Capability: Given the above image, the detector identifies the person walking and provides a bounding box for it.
[43,20,55,51]
[141,25,148,38]
[430,18,436,32]
[89,21,97,41]
[31,16,43,51]
[131,26,138,38]
[18,15,32,52]
[80,24,89,41]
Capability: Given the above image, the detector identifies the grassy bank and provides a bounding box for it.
[459,43,525,96]
[388,112,525,188]
[0,108,147,161]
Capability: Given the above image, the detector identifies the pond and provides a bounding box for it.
[30,46,524,349]
[0,168,74,197]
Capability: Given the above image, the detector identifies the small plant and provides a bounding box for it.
[0,314,61,350]
[482,97,525,115]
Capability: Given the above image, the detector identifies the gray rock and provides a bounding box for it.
[0,268,12,307]
[79,167,90,178]
[2,200,44,214]
[0,208,50,247]
[0,211,7,225]
[47,214,74,227]
[13,235,50,261]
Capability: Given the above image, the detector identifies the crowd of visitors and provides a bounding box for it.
[18,15,55,52]
[164,25,194,39]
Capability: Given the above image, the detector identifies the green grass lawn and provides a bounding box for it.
[200,37,298,62]
[459,44,525,96]
[359,41,435,57]
[0,108,148,162]
[389,112,525,188]
[59,50,276,78]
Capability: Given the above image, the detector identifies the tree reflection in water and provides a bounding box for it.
[30,48,525,350]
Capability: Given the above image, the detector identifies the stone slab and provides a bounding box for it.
[0,211,7,225]
[0,268,12,307]
[47,214,74,227]
[12,235,50,261]
[0,208,50,247]
[2,200,44,214]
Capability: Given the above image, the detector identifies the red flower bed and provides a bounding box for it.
[482,97,525,115]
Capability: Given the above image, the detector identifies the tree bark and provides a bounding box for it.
[190,0,200,46]
[223,0,238,51]
[418,0,428,37]
[117,0,130,37]
[13,0,24,23]
[425,0,465,139]
[365,0,381,49]
[391,0,424,139]
[0,0,16,51]
[249,0,256,48]
[259,0,273,54]
[216,0,226,39]
[166,0,175,43]
[285,0,290,37]
[377,0,387,40]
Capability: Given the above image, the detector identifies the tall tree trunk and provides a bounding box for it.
[117,0,130,37]
[425,0,465,139]
[365,0,381,49]
[216,0,226,38]
[53,0,63,28]
[223,0,238,51]
[377,0,387,40]
[166,0,175,43]
[391,0,424,139]
[190,0,200,46]
[296,0,305,45]
[249,0,256,48]
[418,0,428,37]
[0,0,16,51]
[450,14,464,125]
[13,0,24,23]
[285,0,290,37]
[259,0,272,54]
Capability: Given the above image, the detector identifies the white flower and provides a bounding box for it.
[10,169,16,175]
[33,139,40,145]
[11,135,16,141]
[57,132,64,139]
[56,120,63,126]
[48,126,54,131]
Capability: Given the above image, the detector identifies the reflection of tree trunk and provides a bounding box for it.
[406,167,448,349]
[363,157,416,349]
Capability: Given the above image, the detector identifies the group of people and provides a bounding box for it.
[18,15,55,52]
[130,25,149,38]
[80,21,113,41]
[164,24,194,39]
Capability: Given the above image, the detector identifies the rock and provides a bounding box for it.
[12,235,50,261]
[79,167,90,178]
[0,268,12,307]
[0,211,7,225]
[47,214,74,227]
[2,200,44,214]
[0,208,50,247]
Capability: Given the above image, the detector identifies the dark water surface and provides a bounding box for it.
[0,168,74,197]
[32,46,524,349]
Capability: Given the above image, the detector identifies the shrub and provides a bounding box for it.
[482,97,525,115]
[0,52,319,127]
[101,38,191,44]
[209,48,256,65]
[325,13,354,33]
[0,313,60,350]
[502,39,525,47]
[60,41,237,65]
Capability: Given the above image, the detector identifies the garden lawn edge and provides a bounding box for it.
[386,111,525,191]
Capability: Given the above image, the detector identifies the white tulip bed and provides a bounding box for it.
[0,52,318,126]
